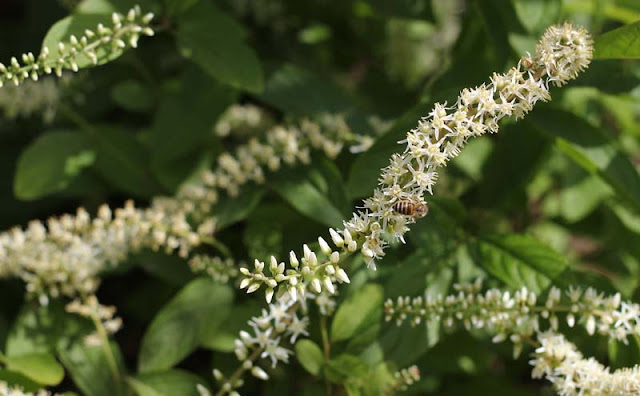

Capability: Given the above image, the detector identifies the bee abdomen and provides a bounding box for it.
[392,200,428,218]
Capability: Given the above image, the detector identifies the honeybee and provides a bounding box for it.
[392,200,428,218]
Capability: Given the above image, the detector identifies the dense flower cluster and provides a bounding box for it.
[351,22,592,268]
[0,201,205,302]
[203,295,308,395]
[0,76,71,123]
[384,365,421,395]
[386,282,640,394]
[384,284,635,354]
[0,6,153,87]
[66,294,123,346]
[239,241,351,303]
[189,255,240,284]
[158,113,359,221]
[533,23,593,86]
[239,22,593,303]
[531,331,640,395]
[214,103,275,138]
[0,109,357,301]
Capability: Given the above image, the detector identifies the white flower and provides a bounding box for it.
[261,338,293,368]
[287,314,309,343]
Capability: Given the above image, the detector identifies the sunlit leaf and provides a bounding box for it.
[14,131,95,200]
[594,21,640,59]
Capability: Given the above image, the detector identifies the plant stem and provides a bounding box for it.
[199,236,232,258]
[91,314,122,384]
[320,314,332,396]
[58,102,96,134]
[214,347,263,396]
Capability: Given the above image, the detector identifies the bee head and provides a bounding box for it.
[415,203,428,218]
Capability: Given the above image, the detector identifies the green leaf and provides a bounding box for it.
[429,16,498,100]
[594,21,640,59]
[0,369,43,393]
[91,126,163,198]
[475,121,550,209]
[200,301,261,352]
[310,155,351,217]
[530,107,640,213]
[214,185,265,229]
[111,80,154,113]
[609,335,640,370]
[58,341,127,396]
[43,14,126,69]
[379,315,431,368]
[347,105,426,198]
[259,65,353,116]
[324,354,370,384]
[572,60,640,94]
[176,2,263,93]
[361,363,395,396]
[558,174,611,223]
[136,251,194,287]
[243,202,323,262]
[14,131,95,200]
[331,284,383,342]
[6,301,92,357]
[295,339,324,376]
[128,369,206,396]
[5,353,64,386]
[138,278,233,372]
[411,197,466,260]
[473,234,568,293]
[271,166,346,228]
[450,138,493,181]
[512,0,561,33]
[148,67,235,163]
[474,1,521,67]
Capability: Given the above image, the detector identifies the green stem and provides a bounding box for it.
[320,315,332,396]
[90,314,122,384]
[214,347,263,396]
[199,236,232,258]
[58,103,96,134]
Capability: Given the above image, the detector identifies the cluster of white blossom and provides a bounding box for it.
[189,255,240,284]
[0,382,53,396]
[239,239,351,304]
[157,112,359,221]
[239,22,594,303]
[200,295,309,396]
[384,284,636,355]
[384,365,421,395]
[0,109,358,301]
[0,201,206,302]
[214,103,275,137]
[66,294,123,346]
[386,282,640,394]
[0,76,70,123]
[350,21,592,268]
[309,291,338,316]
[531,331,640,395]
[0,6,153,87]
